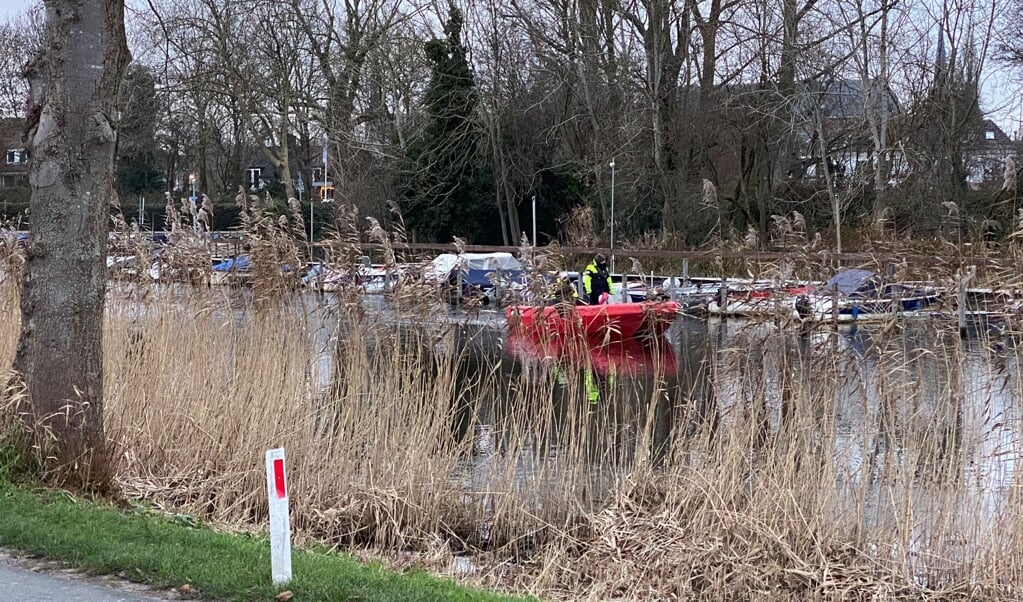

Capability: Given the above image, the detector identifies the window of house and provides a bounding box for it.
[247,167,262,189]
[6,148,26,164]
[985,131,996,140]
[312,167,323,183]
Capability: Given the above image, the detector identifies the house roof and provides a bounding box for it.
[816,79,901,120]
[973,119,1014,146]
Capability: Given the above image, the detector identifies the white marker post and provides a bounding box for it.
[265,448,292,585]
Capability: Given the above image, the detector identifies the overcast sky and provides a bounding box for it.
[0,0,32,21]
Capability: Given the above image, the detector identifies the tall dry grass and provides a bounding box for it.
[39,288,1023,599]
[4,231,1023,599]
[488,318,1023,600]
[0,283,15,369]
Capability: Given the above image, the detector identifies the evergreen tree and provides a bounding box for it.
[116,64,164,197]
[400,4,492,242]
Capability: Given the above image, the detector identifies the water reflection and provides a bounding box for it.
[505,334,676,378]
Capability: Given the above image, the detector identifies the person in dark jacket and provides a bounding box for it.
[582,253,614,304]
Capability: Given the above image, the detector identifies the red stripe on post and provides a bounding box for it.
[273,458,286,499]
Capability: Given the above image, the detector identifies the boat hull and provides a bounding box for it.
[506,301,680,343]
[796,292,942,322]
[707,285,814,318]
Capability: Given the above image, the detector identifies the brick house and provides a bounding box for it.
[0,118,29,188]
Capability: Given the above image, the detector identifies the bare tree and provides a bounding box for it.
[509,0,627,231]
[849,0,899,215]
[136,0,243,197]
[15,0,129,486]
[231,0,311,201]
[0,10,42,118]
[141,0,312,201]
[621,0,693,224]
[289,0,411,201]
[474,0,521,245]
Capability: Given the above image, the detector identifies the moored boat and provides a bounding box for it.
[506,301,680,343]
[425,252,526,306]
[660,276,799,314]
[707,283,815,318]
[210,255,252,285]
[302,262,404,293]
[794,269,941,322]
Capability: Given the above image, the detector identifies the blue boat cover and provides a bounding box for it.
[213,255,251,272]
[824,269,879,297]
[463,267,524,288]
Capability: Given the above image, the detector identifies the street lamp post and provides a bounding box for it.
[531,194,537,246]
[314,136,331,263]
[188,173,198,234]
[297,173,311,260]
[609,159,616,273]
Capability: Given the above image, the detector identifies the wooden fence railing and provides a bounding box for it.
[337,241,1008,268]
[19,229,1011,270]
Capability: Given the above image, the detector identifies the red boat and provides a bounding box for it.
[505,333,677,376]
[506,301,680,344]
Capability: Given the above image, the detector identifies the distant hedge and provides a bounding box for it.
[0,187,30,223]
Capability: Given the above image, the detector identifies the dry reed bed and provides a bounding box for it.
[3,263,1023,599]
[492,320,1023,600]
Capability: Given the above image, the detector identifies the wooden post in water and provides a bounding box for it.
[831,282,839,329]
[957,276,967,336]
[456,268,463,309]
[494,269,502,308]
[682,258,689,285]
[718,277,728,320]
[958,265,975,336]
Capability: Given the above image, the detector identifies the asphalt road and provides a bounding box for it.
[0,561,173,602]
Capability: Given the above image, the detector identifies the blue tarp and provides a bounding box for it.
[302,264,323,285]
[212,255,251,272]
[825,269,879,297]
[463,267,524,289]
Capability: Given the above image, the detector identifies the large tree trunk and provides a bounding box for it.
[14,0,129,486]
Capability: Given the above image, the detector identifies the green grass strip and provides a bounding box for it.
[0,483,529,601]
